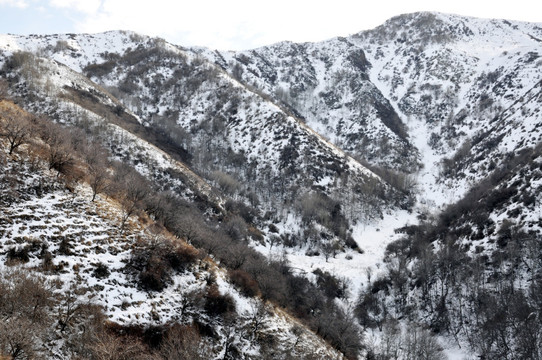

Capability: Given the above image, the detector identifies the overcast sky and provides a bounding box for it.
[0,0,540,50]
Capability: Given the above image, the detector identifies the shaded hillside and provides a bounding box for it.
[356,142,542,358]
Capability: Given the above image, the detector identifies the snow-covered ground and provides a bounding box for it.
[0,155,343,359]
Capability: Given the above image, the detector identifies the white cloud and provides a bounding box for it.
[48,0,102,14]
[68,0,404,50]
[0,0,29,8]
[72,0,264,49]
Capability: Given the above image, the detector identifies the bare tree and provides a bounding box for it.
[0,318,37,360]
[0,79,9,100]
[90,331,152,360]
[0,269,54,359]
[403,324,447,360]
[0,146,5,169]
[57,284,86,333]
[50,143,74,172]
[85,142,110,201]
[37,119,75,173]
[113,163,149,230]
[246,302,269,341]
[62,303,107,358]
[223,215,248,242]
[220,316,241,360]
[211,170,241,196]
[0,105,31,155]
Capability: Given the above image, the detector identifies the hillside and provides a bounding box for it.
[0,100,346,359]
[1,11,542,359]
[196,38,419,173]
[207,12,542,207]
[356,12,542,203]
[0,30,411,254]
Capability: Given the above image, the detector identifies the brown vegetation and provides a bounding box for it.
[0,95,362,358]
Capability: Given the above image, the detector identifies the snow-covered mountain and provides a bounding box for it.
[356,12,542,202]
[206,12,542,206]
[1,11,542,359]
[1,29,411,249]
[196,37,419,174]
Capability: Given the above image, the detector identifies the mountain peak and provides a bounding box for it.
[354,11,542,46]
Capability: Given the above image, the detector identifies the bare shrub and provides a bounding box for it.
[296,192,351,244]
[58,236,74,255]
[224,199,258,223]
[403,325,446,360]
[2,51,34,72]
[211,170,241,195]
[37,119,76,174]
[159,324,211,360]
[111,162,149,229]
[54,40,69,52]
[313,268,348,299]
[203,284,236,317]
[89,331,152,360]
[84,142,111,201]
[228,269,259,297]
[0,269,54,359]
[6,246,30,264]
[222,215,249,242]
[0,78,8,99]
[93,262,111,279]
[366,321,446,360]
[130,236,202,291]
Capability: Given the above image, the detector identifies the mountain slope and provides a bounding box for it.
[197,36,420,174]
[356,12,542,204]
[201,12,542,209]
[356,142,542,358]
[0,31,412,256]
[1,11,542,359]
[0,99,346,359]
[0,35,369,359]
